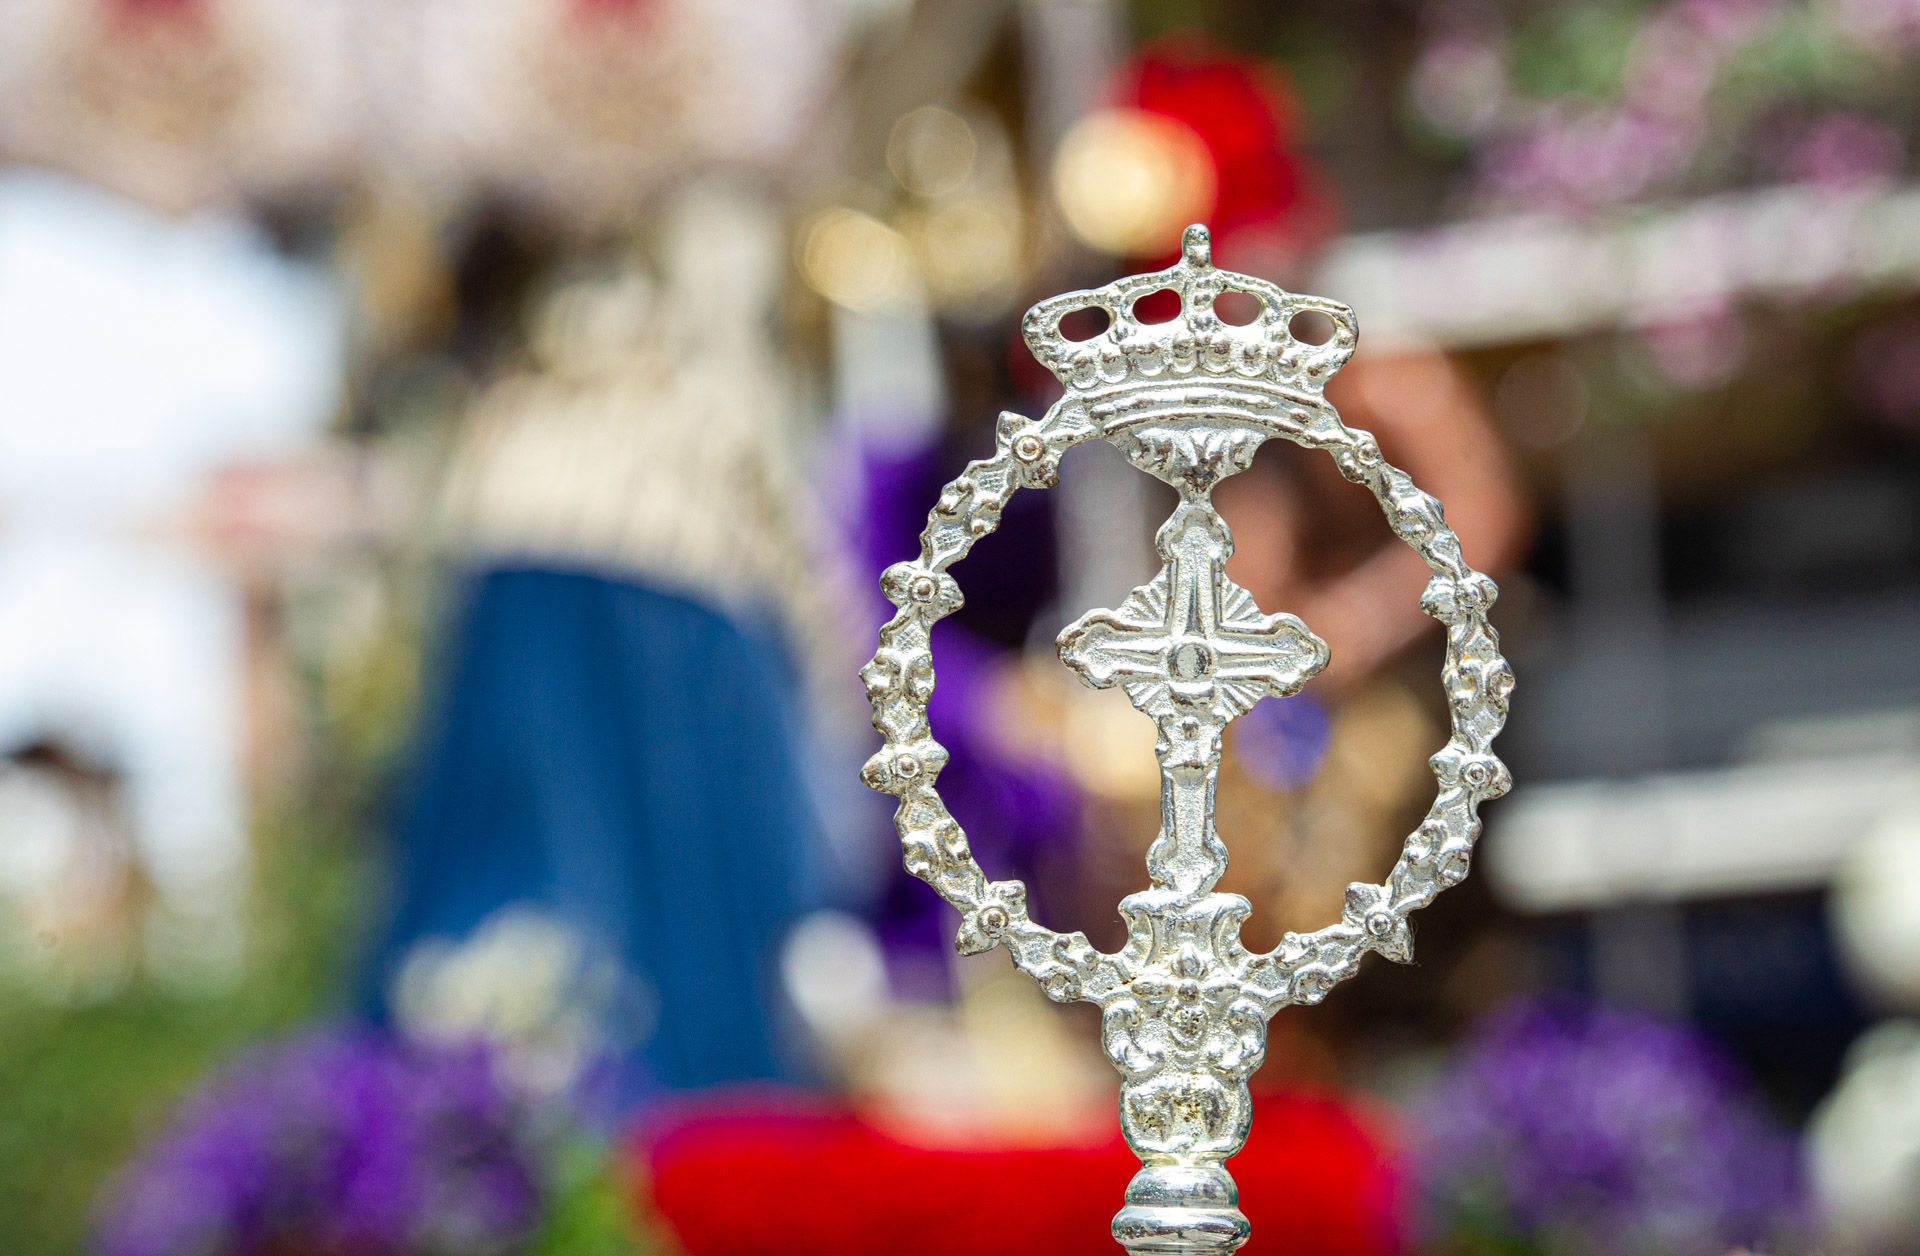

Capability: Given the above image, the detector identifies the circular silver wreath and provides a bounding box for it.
[860,226,1512,1015]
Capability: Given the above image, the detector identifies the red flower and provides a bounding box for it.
[1115,36,1337,267]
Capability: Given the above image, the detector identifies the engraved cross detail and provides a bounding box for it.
[1058,500,1329,896]
[1058,501,1329,743]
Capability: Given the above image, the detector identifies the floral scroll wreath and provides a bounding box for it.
[860,225,1512,1011]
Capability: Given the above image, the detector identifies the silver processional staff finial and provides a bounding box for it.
[862,224,1513,1254]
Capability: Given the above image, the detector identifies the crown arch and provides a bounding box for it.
[1019,228,1358,497]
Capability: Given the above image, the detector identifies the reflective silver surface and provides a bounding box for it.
[861,225,1513,1253]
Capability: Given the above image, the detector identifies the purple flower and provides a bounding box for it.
[1479,104,1702,215]
[1411,996,1812,1255]
[1408,34,1512,140]
[1674,0,1785,45]
[1623,14,1720,122]
[1780,112,1906,191]
[95,1030,547,1256]
[1828,0,1920,49]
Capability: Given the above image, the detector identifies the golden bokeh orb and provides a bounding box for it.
[1052,109,1215,257]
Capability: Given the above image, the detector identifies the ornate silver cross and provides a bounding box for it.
[862,225,1513,1253]
[1059,502,1328,896]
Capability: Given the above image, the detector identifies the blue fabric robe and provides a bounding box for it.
[369,565,821,1096]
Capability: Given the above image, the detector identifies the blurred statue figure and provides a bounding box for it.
[0,169,341,989]
[371,186,843,1100]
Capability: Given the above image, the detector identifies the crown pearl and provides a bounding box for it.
[1181,223,1212,268]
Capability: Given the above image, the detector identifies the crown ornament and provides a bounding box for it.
[1022,225,1355,392]
[863,225,1513,1253]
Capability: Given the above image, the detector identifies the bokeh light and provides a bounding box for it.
[1052,107,1215,257]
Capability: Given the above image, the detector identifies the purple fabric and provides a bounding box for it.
[851,436,1062,650]
[1233,692,1332,790]
[865,616,1084,997]
[850,434,1081,995]
[847,432,1337,987]
[1411,995,1812,1255]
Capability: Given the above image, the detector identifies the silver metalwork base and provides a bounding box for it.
[1113,1163,1249,1253]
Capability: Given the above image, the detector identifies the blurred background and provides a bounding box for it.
[1,0,1918,1253]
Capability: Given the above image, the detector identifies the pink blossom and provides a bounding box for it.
[1781,112,1906,190]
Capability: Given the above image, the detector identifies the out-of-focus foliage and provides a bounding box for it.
[1408,0,1920,212]
[0,811,366,1253]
